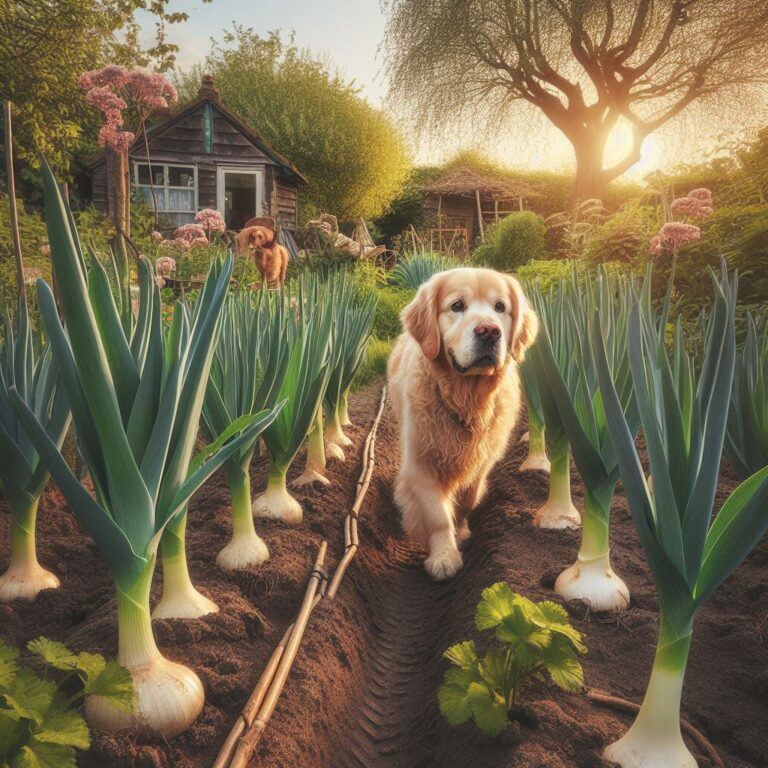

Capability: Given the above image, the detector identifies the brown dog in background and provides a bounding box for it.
[234,225,289,288]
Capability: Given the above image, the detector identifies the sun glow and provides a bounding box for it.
[604,117,662,177]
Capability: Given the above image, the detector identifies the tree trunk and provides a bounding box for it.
[571,138,608,206]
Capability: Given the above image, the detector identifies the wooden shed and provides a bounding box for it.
[422,166,539,249]
[85,75,307,232]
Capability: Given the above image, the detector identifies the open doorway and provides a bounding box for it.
[217,168,263,230]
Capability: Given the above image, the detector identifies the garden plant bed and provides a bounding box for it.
[1,381,767,768]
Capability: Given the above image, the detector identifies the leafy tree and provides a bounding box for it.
[438,583,585,737]
[384,0,768,204]
[177,27,410,221]
[0,0,205,182]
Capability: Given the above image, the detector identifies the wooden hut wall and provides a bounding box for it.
[89,103,301,230]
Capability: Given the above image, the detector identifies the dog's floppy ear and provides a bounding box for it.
[402,277,441,360]
[234,229,250,255]
[505,275,539,363]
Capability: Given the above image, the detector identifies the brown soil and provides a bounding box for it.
[1,380,767,768]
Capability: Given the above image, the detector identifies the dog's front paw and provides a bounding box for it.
[425,547,463,581]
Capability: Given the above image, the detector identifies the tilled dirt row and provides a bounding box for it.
[254,386,768,768]
[1,381,767,768]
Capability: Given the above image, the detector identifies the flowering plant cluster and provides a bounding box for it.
[155,256,177,276]
[195,208,226,234]
[78,65,177,152]
[650,187,713,255]
[158,223,211,251]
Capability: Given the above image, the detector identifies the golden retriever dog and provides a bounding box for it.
[234,225,289,288]
[387,268,538,580]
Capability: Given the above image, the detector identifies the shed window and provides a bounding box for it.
[133,163,196,227]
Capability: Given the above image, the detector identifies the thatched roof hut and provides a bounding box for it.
[421,166,540,248]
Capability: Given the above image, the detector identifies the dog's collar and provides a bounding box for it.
[449,410,472,430]
[434,384,473,430]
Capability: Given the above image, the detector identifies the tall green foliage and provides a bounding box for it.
[0,292,70,602]
[177,28,410,220]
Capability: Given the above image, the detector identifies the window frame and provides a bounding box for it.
[132,161,198,218]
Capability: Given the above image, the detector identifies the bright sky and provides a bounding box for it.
[136,1,735,178]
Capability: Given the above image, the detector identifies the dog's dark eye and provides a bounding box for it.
[494,301,506,313]
[451,300,465,313]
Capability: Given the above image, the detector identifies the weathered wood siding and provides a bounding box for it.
[89,103,301,230]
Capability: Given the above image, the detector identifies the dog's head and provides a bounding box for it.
[402,267,538,375]
[235,225,275,255]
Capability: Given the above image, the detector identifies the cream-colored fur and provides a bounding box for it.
[387,268,538,580]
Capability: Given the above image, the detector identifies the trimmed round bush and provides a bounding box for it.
[374,287,414,339]
[473,212,546,271]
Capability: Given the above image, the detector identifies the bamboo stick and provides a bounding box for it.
[216,387,387,767]
[228,542,327,768]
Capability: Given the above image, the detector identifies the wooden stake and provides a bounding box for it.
[4,100,25,300]
[475,189,485,242]
[215,387,388,767]
[227,543,327,768]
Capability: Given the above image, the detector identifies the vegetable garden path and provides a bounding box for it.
[2,381,767,768]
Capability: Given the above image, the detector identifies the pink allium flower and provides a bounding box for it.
[689,188,713,203]
[155,256,177,275]
[24,267,43,284]
[649,235,663,255]
[155,275,166,289]
[39,244,51,258]
[174,223,208,243]
[195,208,226,233]
[98,125,134,151]
[671,195,713,219]
[190,237,210,248]
[150,230,164,244]
[658,222,701,250]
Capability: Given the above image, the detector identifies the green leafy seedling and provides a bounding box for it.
[0,636,132,767]
[438,583,585,737]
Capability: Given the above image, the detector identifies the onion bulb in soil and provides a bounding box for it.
[217,464,269,572]
[87,560,204,737]
[603,632,695,768]
[533,449,580,529]
[554,489,629,612]
[253,468,303,524]
[153,515,218,620]
[293,410,331,488]
[0,499,60,603]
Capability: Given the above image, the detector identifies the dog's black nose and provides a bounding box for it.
[474,322,501,342]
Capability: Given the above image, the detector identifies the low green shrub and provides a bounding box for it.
[389,250,458,290]
[373,286,413,339]
[473,212,546,272]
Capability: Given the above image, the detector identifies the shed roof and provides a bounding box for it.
[421,166,538,199]
[84,75,308,184]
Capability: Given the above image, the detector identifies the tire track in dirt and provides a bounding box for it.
[343,553,457,768]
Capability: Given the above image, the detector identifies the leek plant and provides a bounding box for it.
[518,357,550,473]
[725,313,767,479]
[527,284,580,529]
[0,294,70,602]
[201,291,288,572]
[536,270,637,611]
[594,268,768,768]
[12,161,278,737]
[323,275,376,462]
[254,276,334,523]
